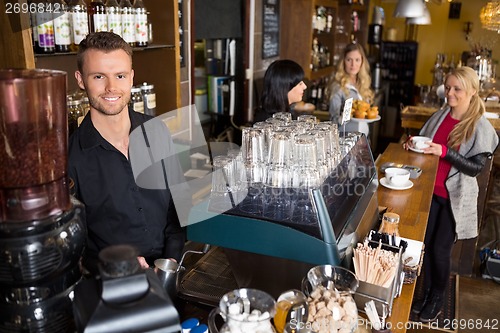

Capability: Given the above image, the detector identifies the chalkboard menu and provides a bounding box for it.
[262,0,280,59]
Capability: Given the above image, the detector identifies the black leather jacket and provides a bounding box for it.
[443,148,491,177]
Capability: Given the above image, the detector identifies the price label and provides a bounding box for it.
[341,97,353,125]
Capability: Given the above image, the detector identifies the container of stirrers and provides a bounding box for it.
[353,239,403,318]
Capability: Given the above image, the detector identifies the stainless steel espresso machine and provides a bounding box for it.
[182,133,379,303]
[0,69,86,332]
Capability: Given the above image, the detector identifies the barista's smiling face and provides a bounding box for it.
[75,49,134,116]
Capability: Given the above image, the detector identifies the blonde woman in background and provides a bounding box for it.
[328,43,374,134]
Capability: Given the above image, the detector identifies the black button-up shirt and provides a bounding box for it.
[68,109,185,273]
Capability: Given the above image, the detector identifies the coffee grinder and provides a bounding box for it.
[0,69,86,332]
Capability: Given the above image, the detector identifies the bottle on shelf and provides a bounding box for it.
[106,0,122,36]
[316,78,323,109]
[326,8,333,33]
[133,0,148,47]
[141,82,156,116]
[53,0,71,53]
[311,37,320,71]
[68,99,83,136]
[68,0,89,52]
[30,11,39,52]
[120,0,135,47]
[448,54,456,73]
[35,0,56,54]
[147,11,153,44]
[314,6,327,33]
[351,11,359,32]
[309,81,318,106]
[130,86,144,113]
[88,0,107,32]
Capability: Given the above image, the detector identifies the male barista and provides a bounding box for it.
[68,32,185,275]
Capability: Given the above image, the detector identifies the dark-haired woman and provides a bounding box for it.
[254,59,307,122]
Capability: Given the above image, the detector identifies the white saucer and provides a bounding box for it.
[380,177,413,190]
[409,146,425,154]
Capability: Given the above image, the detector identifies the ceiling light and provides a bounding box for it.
[394,0,426,18]
[480,0,500,33]
[406,5,431,25]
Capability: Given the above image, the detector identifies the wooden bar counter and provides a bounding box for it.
[375,143,439,333]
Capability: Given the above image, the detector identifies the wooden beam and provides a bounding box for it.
[0,0,35,69]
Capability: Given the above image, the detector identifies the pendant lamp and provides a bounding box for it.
[394,0,426,18]
[406,5,431,25]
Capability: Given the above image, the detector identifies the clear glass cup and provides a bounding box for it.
[291,189,316,224]
[263,187,292,221]
[227,148,246,189]
[272,112,292,123]
[308,130,329,182]
[267,131,292,167]
[297,114,318,124]
[315,121,341,171]
[253,121,273,154]
[238,184,263,214]
[209,155,235,212]
[265,131,292,188]
[291,134,320,188]
[241,128,265,166]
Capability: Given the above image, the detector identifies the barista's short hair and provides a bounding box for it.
[77,32,133,73]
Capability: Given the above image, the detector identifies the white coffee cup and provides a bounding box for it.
[411,136,431,150]
[385,167,410,187]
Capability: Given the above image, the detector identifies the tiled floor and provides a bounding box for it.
[456,276,499,333]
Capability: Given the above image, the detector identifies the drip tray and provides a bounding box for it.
[178,246,239,306]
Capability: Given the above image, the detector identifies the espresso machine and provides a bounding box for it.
[0,69,86,332]
[182,134,379,302]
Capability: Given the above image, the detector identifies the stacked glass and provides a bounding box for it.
[210,114,345,212]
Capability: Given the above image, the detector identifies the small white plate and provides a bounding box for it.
[409,146,425,154]
[408,136,432,153]
[350,115,381,123]
[380,177,413,190]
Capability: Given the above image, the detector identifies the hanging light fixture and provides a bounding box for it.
[394,0,426,18]
[406,5,432,25]
[480,0,500,33]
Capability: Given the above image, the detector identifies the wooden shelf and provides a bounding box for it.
[310,66,334,80]
[0,0,182,115]
[281,0,370,81]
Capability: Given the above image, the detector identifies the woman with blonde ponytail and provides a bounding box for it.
[405,66,498,323]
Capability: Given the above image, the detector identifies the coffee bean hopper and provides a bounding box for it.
[182,134,379,304]
[0,69,86,332]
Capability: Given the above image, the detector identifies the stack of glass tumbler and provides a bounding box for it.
[211,113,353,201]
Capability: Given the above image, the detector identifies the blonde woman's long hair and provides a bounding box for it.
[330,43,374,103]
[446,66,485,149]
